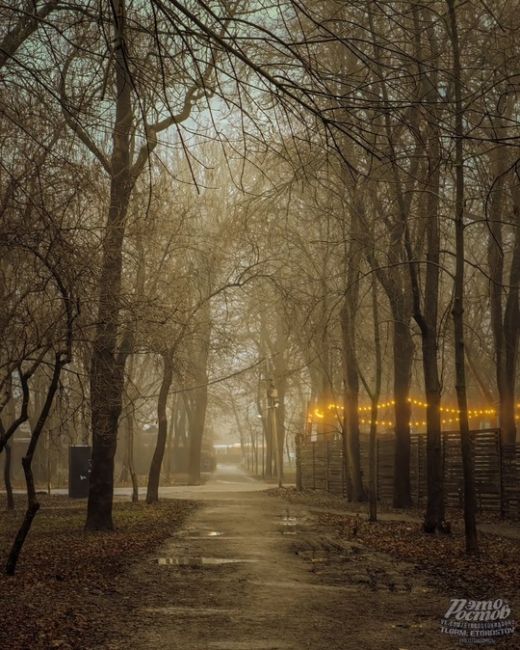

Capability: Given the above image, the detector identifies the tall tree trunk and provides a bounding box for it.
[496,207,520,445]
[255,377,269,478]
[341,304,365,501]
[231,396,246,460]
[406,34,446,530]
[121,354,139,502]
[502,235,520,443]
[165,394,175,483]
[126,400,139,503]
[368,281,382,522]
[265,412,273,478]
[275,387,286,482]
[186,311,210,486]
[173,397,188,473]
[448,0,478,554]
[340,193,365,502]
[264,308,289,482]
[422,331,444,532]
[392,319,413,508]
[259,325,274,478]
[487,105,520,445]
[188,388,208,485]
[368,5,416,511]
[146,351,174,503]
[86,0,133,531]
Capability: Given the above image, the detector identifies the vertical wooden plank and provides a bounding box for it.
[341,437,346,497]
[417,435,421,506]
[497,430,505,519]
[376,437,380,501]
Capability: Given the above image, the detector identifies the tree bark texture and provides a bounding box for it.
[3,444,14,511]
[86,0,134,530]
[146,351,174,503]
[5,354,62,575]
[447,0,478,554]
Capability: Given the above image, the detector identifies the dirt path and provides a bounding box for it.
[102,465,462,650]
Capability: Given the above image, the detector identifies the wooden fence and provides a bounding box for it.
[296,428,520,519]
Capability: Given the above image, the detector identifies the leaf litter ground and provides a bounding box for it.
[0,495,195,649]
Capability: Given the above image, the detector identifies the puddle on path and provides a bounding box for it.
[142,606,238,617]
[157,556,257,567]
[250,579,359,592]
[296,548,341,564]
[208,642,291,649]
[277,509,311,535]
[177,529,224,538]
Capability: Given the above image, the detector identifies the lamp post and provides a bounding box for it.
[267,382,282,488]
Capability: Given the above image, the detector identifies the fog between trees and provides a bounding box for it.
[1,0,520,570]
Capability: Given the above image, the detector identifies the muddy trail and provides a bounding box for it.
[98,465,469,650]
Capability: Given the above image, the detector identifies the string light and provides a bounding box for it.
[308,396,499,426]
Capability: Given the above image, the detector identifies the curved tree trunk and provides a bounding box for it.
[6,354,63,575]
[146,351,174,503]
[3,444,14,511]
[0,405,15,511]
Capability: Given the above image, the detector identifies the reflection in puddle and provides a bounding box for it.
[277,509,310,535]
[178,530,224,538]
[158,557,257,567]
[280,517,298,526]
[142,606,237,617]
[298,549,329,563]
[295,547,351,566]
[209,642,290,649]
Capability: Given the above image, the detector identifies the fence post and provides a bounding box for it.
[416,436,421,506]
[441,431,450,508]
[341,438,346,497]
[376,438,379,502]
[497,430,505,519]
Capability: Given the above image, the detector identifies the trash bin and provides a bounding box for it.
[69,445,91,498]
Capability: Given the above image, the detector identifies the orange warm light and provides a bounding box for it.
[308,398,498,427]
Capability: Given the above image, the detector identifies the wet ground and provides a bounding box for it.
[96,464,466,650]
